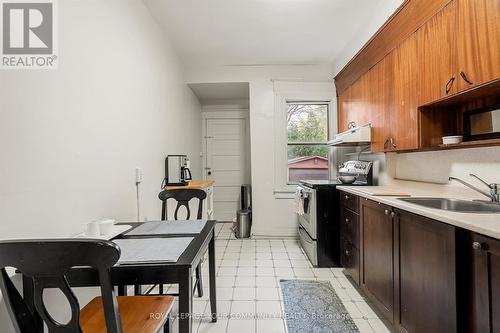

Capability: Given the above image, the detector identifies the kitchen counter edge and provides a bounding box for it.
[338,185,500,240]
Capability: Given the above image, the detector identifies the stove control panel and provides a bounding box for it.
[338,160,372,175]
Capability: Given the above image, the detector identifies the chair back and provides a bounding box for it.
[159,189,207,220]
[0,239,122,333]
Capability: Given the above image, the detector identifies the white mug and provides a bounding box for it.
[84,221,100,237]
[98,219,115,235]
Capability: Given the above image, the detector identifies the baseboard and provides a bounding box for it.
[251,227,298,238]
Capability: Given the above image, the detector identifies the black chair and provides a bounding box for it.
[159,189,207,297]
[159,188,207,221]
[0,239,174,333]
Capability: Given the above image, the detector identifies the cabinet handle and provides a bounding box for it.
[445,77,455,95]
[345,218,350,223]
[390,138,397,149]
[460,71,473,85]
[390,212,396,218]
[345,195,350,200]
[384,209,390,215]
[345,249,350,255]
[472,242,483,250]
[384,139,390,150]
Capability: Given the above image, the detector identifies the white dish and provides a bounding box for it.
[75,225,132,240]
[442,135,463,145]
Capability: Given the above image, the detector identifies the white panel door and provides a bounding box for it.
[206,118,247,221]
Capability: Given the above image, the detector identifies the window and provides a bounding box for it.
[286,102,329,184]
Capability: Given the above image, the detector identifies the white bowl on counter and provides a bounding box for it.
[338,175,358,184]
[442,135,463,145]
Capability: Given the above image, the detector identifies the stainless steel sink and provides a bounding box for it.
[398,197,500,213]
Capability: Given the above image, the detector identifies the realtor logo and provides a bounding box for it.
[1,0,58,69]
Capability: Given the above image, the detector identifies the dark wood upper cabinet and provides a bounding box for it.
[360,199,394,322]
[471,233,500,333]
[391,34,419,151]
[337,72,371,133]
[369,56,393,153]
[337,86,351,133]
[395,209,457,333]
[335,0,500,153]
[334,0,455,94]
[417,1,458,105]
[457,0,500,91]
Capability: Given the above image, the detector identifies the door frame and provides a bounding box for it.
[201,105,250,183]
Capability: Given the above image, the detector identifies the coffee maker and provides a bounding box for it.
[164,155,192,186]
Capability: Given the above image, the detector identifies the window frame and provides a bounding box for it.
[285,101,330,185]
[272,84,336,198]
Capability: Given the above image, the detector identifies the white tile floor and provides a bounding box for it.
[165,222,392,333]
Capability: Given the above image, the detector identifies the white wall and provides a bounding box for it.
[331,0,405,75]
[0,0,201,330]
[387,147,500,185]
[186,64,335,237]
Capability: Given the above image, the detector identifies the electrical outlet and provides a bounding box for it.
[135,167,144,183]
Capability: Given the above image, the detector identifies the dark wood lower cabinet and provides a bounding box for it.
[340,191,500,333]
[471,234,500,333]
[340,205,360,285]
[360,199,394,322]
[341,239,359,285]
[395,209,457,333]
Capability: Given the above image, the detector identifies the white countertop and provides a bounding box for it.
[338,180,500,239]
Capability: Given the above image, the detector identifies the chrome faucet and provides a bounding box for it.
[449,174,499,203]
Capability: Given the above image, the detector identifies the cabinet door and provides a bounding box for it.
[341,239,360,286]
[337,74,371,133]
[417,1,458,105]
[472,234,500,333]
[391,34,419,151]
[395,210,457,333]
[340,207,359,248]
[369,56,393,152]
[457,0,500,91]
[337,86,351,133]
[360,199,394,321]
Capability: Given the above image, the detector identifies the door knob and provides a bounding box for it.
[472,242,482,250]
[384,209,390,215]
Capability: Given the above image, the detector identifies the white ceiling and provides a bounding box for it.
[144,0,404,71]
[188,82,249,102]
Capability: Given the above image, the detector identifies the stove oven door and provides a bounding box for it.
[298,225,318,266]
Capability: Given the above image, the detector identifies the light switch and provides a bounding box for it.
[135,167,144,183]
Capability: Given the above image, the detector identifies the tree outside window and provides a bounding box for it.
[286,102,329,184]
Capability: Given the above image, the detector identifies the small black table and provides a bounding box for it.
[23,220,217,333]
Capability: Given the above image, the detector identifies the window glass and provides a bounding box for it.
[286,103,329,184]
